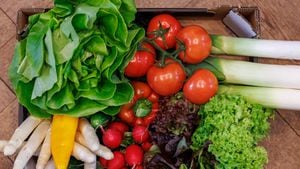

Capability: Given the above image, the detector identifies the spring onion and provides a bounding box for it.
[211,35,300,60]
[186,57,300,90]
[218,85,300,110]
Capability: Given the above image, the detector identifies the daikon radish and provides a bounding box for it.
[4,116,42,155]
[13,120,50,169]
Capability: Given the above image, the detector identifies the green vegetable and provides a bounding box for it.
[211,34,300,60]
[90,113,111,128]
[186,57,300,90]
[9,0,145,118]
[218,85,300,110]
[192,94,273,169]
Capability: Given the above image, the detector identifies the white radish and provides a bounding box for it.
[72,142,95,163]
[13,120,50,169]
[45,158,55,169]
[4,116,42,155]
[76,124,113,160]
[36,126,51,169]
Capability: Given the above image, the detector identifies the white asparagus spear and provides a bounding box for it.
[72,142,96,164]
[0,140,8,152]
[84,159,97,169]
[36,126,52,169]
[1,140,28,154]
[78,118,100,152]
[13,120,50,169]
[76,129,113,160]
[45,158,55,169]
[4,116,42,155]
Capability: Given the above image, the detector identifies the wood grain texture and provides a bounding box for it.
[0,37,16,90]
[0,0,53,23]
[0,0,299,168]
[0,9,15,48]
[261,112,300,169]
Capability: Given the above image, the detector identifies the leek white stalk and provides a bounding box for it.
[211,35,300,60]
[188,57,300,90]
[218,85,300,110]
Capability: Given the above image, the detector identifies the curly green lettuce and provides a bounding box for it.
[191,94,273,169]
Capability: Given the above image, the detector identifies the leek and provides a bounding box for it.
[211,35,300,60]
[218,85,300,110]
[186,57,300,90]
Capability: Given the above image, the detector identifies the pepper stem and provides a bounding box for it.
[133,99,152,117]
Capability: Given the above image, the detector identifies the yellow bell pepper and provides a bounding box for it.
[51,115,79,169]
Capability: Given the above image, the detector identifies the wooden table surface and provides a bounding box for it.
[0,0,299,168]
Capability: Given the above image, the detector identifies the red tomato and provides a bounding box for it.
[132,81,152,99]
[147,58,186,96]
[108,122,129,134]
[125,43,156,78]
[134,118,144,126]
[102,128,123,149]
[107,151,125,169]
[176,25,211,64]
[125,145,144,166]
[132,125,150,144]
[118,108,136,124]
[147,92,159,103]
[183,69,218,104]
[147,14,182,49]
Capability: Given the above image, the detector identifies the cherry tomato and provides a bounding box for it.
[134,118,144,126]
[147,92,159,103]
[108,121,129,134]
[132,125,150,144]
[102,128,123,149]
[183,69,218,104]
[125,144,144,166]
[118,108,136,124]
[147,14,182,49]
[176,25,211,64]
[132,81,152,99]
[147,58,186,96]
[107,151,125,169]
[125,43,156,78]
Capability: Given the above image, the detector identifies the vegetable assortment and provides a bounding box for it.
[2,0,300,168]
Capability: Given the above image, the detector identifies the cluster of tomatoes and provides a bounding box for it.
[100,121,152,169]
[124,14,219,105]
